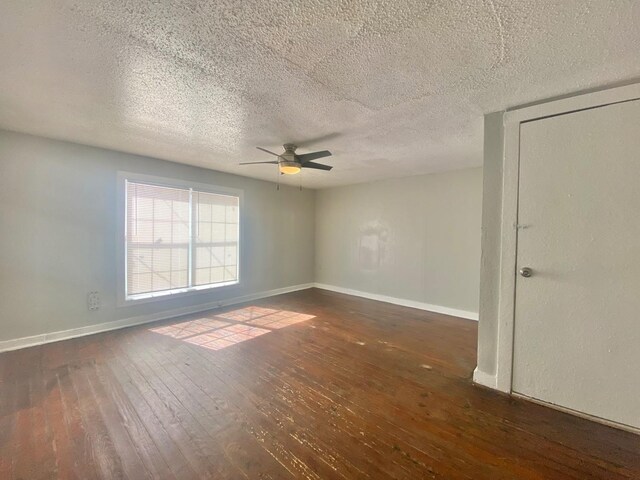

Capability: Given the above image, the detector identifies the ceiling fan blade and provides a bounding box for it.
[296,150,332,163]
[301,162,332,171]
[239,161,279,165]
[256,146,283,157]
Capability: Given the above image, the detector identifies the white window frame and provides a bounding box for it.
[117,171,243,306]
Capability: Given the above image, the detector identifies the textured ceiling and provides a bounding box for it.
[0,1,639,188]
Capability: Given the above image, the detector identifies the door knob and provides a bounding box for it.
[519,267,533,278]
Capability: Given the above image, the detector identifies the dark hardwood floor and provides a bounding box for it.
[0,288,638,479]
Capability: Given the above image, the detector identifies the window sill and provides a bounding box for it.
[120,280,240,307]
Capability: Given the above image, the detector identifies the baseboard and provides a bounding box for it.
[0,283,314,353]
[511,392,640,435]
[313,283,479,321]
[472,367,498,389]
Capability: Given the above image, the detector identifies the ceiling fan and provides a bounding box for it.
[240,143,333,175]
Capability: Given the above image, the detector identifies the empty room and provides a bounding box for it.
[0,1,639,479]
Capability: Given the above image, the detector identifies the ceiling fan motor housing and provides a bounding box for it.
[281,144,299,163]
[282,143,298,153]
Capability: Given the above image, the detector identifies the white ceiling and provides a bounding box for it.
[1,1,639,188]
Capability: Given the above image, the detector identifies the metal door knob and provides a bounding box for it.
[519,267,533,278]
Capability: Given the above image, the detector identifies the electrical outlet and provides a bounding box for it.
[87,291,100,311]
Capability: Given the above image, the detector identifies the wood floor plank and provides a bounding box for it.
[68,357,128,479]
[92,358,177,480]
[266,329,583,479]
[103,355,199,479]
[174,328,459,479]
[80,359,153,479]
[165,344,358,479]
[134,332,299,479]
[12,357,37,479]
[44,368,79,479]
[29,365,59,480]
[136,327,335,479]
[106,335,227,478]
[0,353,16,479]
[117,332,255,479]
[204,323,514,479]
[55,364,101,479]
[0,288,638,479]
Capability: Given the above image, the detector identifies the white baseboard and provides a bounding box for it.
[472,367,498,389]
[0,283,314,353]
[511,392,640,435]
[313,283,479,321]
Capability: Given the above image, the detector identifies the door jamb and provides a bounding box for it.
[494,82,640,393]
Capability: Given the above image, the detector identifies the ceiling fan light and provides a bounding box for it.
[279,161,301,175]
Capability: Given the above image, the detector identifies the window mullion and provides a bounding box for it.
[188,188,194,288]
[124,180,129,297]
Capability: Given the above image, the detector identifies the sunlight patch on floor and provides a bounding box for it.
[149,306,315,351]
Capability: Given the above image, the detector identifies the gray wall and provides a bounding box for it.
[476,112,504,377]
[315,168,483,316]
[0,130,315,342]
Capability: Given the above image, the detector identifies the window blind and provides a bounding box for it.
[125,180,239,299]
[194,191,239,286]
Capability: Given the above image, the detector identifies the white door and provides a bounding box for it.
[513,99,640,430]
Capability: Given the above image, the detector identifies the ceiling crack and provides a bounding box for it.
[485,0,506,68]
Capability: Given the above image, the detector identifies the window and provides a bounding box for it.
[122,176,240,302]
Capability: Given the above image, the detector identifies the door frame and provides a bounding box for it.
[493,82,640,393]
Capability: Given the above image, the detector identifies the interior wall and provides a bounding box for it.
[0,130,315,343]
[315,168,483,318]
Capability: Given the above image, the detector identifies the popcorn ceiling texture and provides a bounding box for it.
[0,0,639,188]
